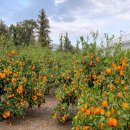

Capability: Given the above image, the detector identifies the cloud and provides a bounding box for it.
[49,0,130,43]
[91,0,130,20]
[117,11,130,21]
[49,15,105,35]
[54,0,66,6]
[0,0,130,43]
[53,0,130,21]
[49,15,107,45]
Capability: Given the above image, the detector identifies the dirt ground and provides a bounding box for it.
[0,95,72,130]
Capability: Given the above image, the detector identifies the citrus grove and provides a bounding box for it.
[0,37,130,130]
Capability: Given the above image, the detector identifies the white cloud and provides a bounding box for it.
[54,0,66,6]
[117,10,130,21]
[91,0,130,20]
[49,15,105,35]
[1,0,130,43]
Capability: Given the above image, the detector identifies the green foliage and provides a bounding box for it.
[0,50,46,119]
[0,20,8,36]
[9,20,37,46]
[0,10,130,129]
[0,8,51,48]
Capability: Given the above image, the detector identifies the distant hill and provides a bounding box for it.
[50,43,59,51]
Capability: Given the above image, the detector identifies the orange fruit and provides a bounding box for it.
[106,68,111,74]
[117,65,121,71]
[108,118,113,126]
[81,107,85,113]
[95,107,100,114]
[83,126,89,130]
[86,109,91,116]
[109,84,114,91]
[117,92,121,97]
[75,126,79,130]
[102,100,108,107]
[113,118,118,126]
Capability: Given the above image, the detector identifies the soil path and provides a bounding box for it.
[0,95,72,130]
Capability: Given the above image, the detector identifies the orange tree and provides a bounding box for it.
[72,49,130,129]
[41,51,76,95]
[52,40,130,130]
[0,50,46,121]
[51,42,107,122]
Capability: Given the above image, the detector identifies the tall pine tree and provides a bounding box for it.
[37,9,50,47]
[59,34,63,51]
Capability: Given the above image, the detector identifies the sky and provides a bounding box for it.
[0,0,130,44]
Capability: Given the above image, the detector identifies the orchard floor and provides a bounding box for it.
[0,95,72,130]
